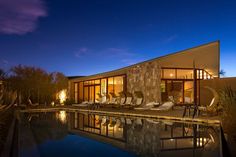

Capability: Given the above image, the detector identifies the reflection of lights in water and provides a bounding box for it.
[59,90,67,104]
[196,138,209,147]
[57,111,67,123]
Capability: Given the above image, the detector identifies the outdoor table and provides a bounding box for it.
[177,103,195,117]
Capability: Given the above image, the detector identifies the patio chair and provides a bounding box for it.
[121,92,133,108]
[197,86,219,116]
[99,93,110,108]
[112,92,126,108]
[105,92,118,107]
[150,101,174,111]
[125,91,143,109]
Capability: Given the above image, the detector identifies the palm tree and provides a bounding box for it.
[219,69,226,77]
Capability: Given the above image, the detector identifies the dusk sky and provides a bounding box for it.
[0,0,236,77]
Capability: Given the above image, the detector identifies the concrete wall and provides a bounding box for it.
[200,77,236,106]
[127,60,161,104]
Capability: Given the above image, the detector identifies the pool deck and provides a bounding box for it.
[19,105,221,125]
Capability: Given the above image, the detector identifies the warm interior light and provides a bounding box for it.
[170,73,173,77]
[59,89,67,104]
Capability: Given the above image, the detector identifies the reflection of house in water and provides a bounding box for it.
[68,112,220,157]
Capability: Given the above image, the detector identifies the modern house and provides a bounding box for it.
[68,41,220,106]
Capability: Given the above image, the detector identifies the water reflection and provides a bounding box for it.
[69,112,220,157]
[20,111,220,157]
[56,111,67,124]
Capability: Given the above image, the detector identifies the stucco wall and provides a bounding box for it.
[200,77,236,106]
[127,61,161,104]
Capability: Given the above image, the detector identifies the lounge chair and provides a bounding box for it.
[150,101,174,111]
[134,102,159,110]
[72,100,94,108]
[120,92,133,108]
[125,91,144,109]
[112,92,126,108]
[99,93,111,108]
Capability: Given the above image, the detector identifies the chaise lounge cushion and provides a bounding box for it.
[134,102,155,110]
[150,101,174,111]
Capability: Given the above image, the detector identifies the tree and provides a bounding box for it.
[7,65,68,105]
[219,69,226,77]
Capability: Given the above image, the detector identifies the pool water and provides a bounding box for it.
[18,111,221,157]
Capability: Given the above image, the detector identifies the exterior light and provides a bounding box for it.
[58,89,67,104]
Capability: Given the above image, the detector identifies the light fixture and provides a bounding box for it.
[59,89,67,104]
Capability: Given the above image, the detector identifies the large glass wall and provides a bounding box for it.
[161,68,212,104]
[75,75,125,103]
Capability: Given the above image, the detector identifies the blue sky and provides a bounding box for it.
[0,0,236,77]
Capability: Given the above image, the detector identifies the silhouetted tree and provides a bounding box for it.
[219,69,226,77]
[7,65,68,105]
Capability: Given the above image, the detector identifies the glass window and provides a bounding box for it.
[84,81,89,85]
[84,87,89,101]
[177,69,193,79]
[114,76,123,96]
[95,79,100,84]
[163,69,176,79]
[89,86,94,102]
[160,81,166,93]
[184,81,193,103]
[74,83,78,103]
[108,77,114,95]
[101,79,107,95]
[166,81,183,103]
[95,86,101,102]
[197,70,203,79]
[203,71,207,79]
[79,82,83,103]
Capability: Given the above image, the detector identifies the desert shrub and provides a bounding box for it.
[219,86,236,133]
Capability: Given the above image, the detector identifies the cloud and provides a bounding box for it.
[0,59,11,71]
[74,47,89,58]
[163,34,178,43]
[0,0,47,35]
[106,48,135,58]
[121,59,139,65]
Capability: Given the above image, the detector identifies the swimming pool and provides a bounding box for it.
[18,111,222,157]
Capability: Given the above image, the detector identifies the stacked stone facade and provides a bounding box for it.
[127,60,161,104]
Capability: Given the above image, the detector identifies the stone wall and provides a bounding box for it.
[127,60,161,104]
